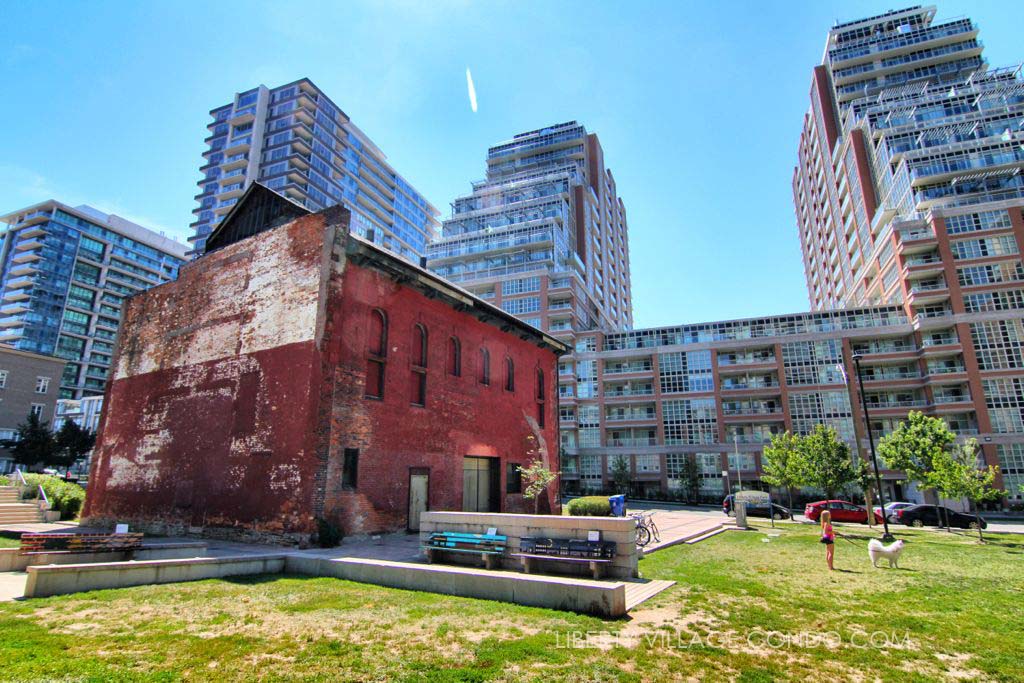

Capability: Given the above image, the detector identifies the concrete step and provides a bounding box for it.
[684,527,729,545]
[0,502,43,524]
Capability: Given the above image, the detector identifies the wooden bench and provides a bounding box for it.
[513,537,617,579]
[510,553,612,580]
[19,532,144,555]
[422,531,507,570]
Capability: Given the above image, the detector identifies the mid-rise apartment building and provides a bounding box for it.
[190,78,440,261]
[0,345,67,473]
[0,201,188,399]
[790,5,1024,501]
[427,122,633,343]
[556,307,1024,503]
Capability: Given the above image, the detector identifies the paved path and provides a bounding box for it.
[627,509,726,553]
[0,572,27,602]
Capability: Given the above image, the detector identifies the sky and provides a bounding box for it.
[3,1,1023,329]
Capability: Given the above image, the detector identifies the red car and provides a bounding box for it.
[804,500,883,524]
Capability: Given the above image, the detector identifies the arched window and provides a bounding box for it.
[536,368,546,427]
[448,336,461,377]
[411,324,427,406]
[505,357,515,392]
[479,348,490,386]
[364,309,387,399]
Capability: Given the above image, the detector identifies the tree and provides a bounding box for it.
[878,411,956,500]
[800,425,857,500]
[54,420,96,476]
[932,439,1005,542]
[761,431,806,514]
[517,459,559,515]
[610,455,631,494]
[854,458,877,528]
[0,412,57,471]
[682,455,701,504]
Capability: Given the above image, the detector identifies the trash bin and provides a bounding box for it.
[608,494,627,517]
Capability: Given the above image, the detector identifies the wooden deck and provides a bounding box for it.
[624,579,676,610]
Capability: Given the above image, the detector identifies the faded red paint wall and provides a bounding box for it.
[319,259,561,534]
[84,205,564,543]
[83,211,336,542]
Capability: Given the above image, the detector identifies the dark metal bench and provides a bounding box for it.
[511,537,617,579]
[18,532,144,555]
[422,531,507,570]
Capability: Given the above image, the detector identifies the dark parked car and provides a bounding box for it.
[895,504,986,529]
[722,495,791,520]
[804,500,884,524]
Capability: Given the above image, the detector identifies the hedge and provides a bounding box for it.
[19,474,86,520]
[566,496,611,517]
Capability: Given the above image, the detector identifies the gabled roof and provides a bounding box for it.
[203,182,310,254]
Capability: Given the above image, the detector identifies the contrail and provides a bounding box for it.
[466,67,478,113]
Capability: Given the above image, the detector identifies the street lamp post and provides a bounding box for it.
[851,354,896,542]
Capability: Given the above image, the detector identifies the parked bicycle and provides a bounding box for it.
[630,511,661,547]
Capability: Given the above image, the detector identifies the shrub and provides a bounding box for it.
[0,475,8,486]
[20,474,86,520]
[566,496,611,517]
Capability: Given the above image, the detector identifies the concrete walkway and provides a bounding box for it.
[629,509,726,554]
[0,572,27,601]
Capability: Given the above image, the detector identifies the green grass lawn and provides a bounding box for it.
[0,523,1020,681]
[0,537,20,549]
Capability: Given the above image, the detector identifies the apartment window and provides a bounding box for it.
[536,369,546,428]
[782,340,845,385]
[788,390,855,440]
[411,324,427,407]
[447,337,461,377]
[662,398,718,445]
[984,378,1024,433]
[971,320,1024,370]
[504,358,515,392]
[35,377,50,394]
[365,309,387,400]
[479,348,490,385]
[30,404,44,418]
[506,462,522,494]
[659,350,713,393]
[342,448,359,489]
[0,370,7,389]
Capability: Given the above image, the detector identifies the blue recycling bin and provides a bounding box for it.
[608,494,627,517]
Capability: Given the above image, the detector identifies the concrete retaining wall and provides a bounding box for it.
[24,553,285,598]
[285,555,626,616]
[418,512,639,579]
[0,542,207,572]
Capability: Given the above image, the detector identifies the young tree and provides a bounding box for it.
[517,459,559,515]
[0,412,57,471]
[933,439,1005,542]
[682,455,701,504]
[610,455,631,495]
[878,411,957,527]
[761,431,806,514]
[854,458,877,528]
[800,425,857,500]
[53,420,97,476]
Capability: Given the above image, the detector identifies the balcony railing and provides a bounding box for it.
[721,380,780,390]
[604,387,654,398]
[607,437,658,447]
[605,411,657,422]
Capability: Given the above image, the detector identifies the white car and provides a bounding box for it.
[874,501,915,522]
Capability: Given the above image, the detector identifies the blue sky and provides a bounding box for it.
[2,1,1022,328]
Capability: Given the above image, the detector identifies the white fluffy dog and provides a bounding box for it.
[868,539,905,568]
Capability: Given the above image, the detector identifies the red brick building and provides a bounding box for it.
[82,185,567,543]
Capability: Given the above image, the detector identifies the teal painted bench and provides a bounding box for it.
[422,531,508,570]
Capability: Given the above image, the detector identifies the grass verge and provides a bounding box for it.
[0,523,1019,681]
